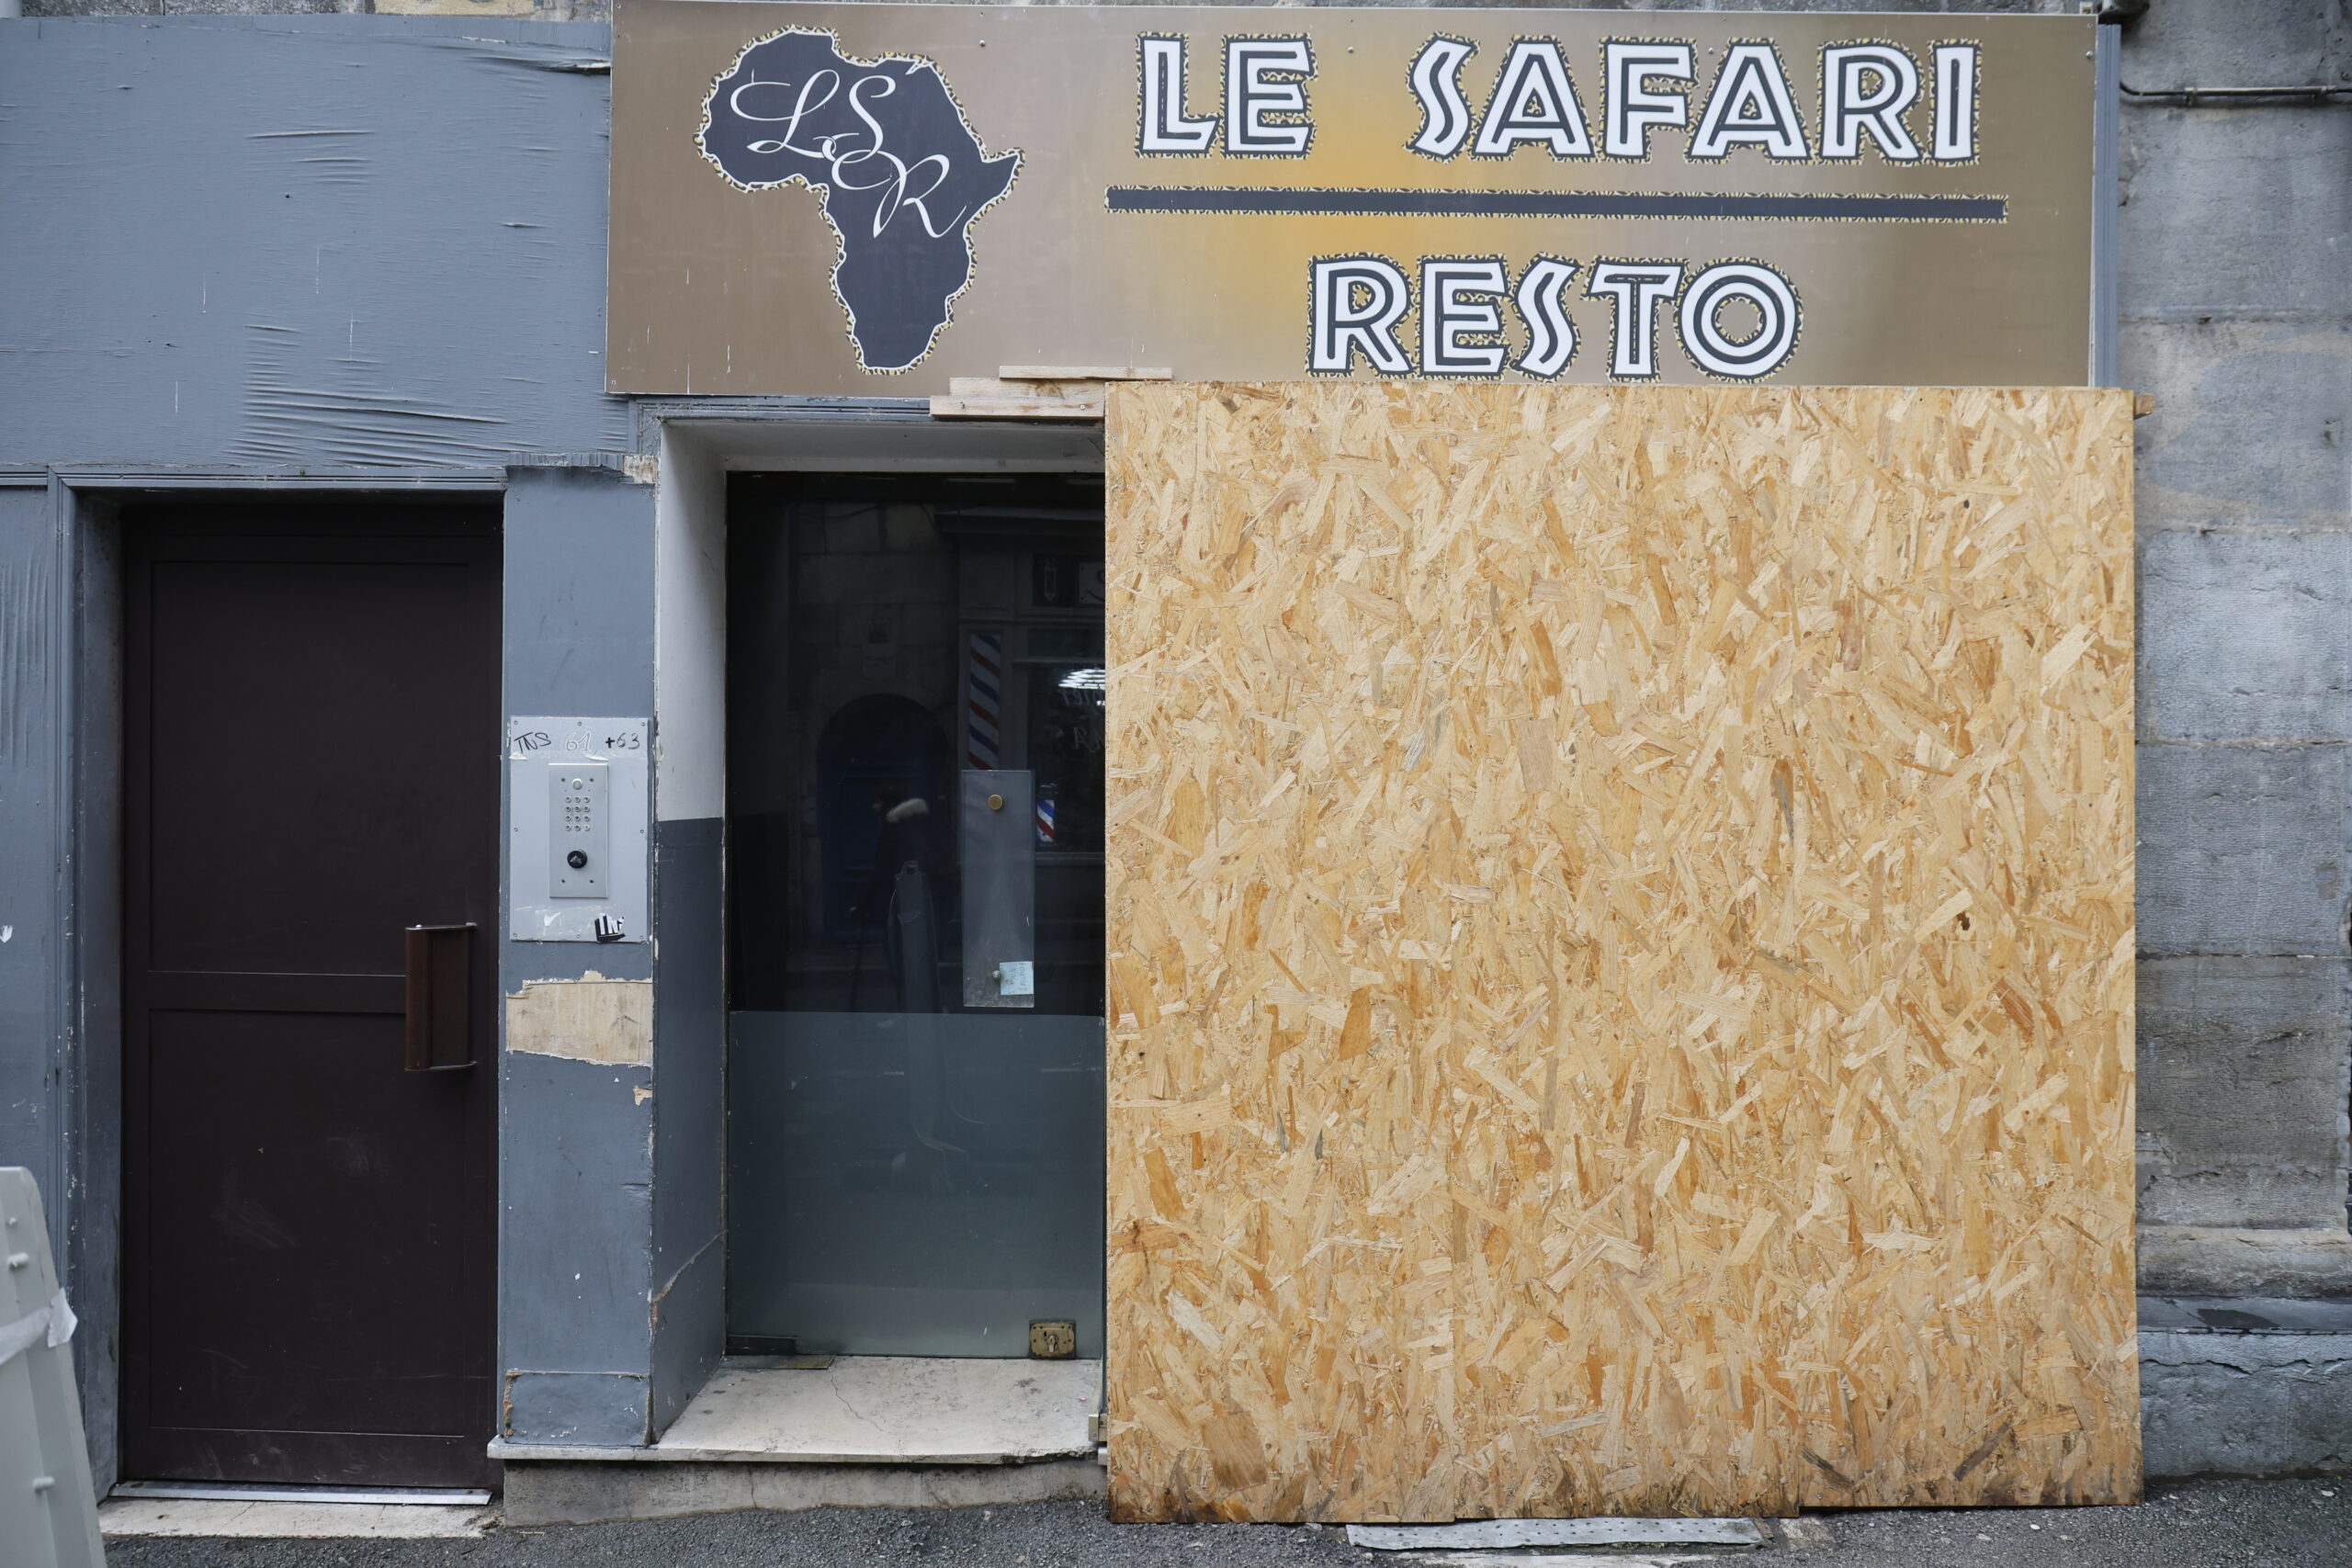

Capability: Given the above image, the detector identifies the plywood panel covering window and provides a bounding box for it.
[1102,384,2136,1522]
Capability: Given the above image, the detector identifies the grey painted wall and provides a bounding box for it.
[0,479,126,1491]
[650,816,725,1434]
[0,483,65,1270]
[0,17,695,1474]
[0,15,628,469]
[501,462,669,1447]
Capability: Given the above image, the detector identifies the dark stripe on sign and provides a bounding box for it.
[1103,188,2007,223]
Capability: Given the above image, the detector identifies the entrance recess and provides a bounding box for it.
[727,473,1107,1359]
[1102,384,2138,1520]
[120,504,499,1487]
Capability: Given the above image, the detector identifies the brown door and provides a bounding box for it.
[120,503,501,1487]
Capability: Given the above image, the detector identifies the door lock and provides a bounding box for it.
[567,850,588,868]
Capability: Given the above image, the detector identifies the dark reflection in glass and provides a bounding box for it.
[1029,663,1105,854]
[725,474,1106,1358]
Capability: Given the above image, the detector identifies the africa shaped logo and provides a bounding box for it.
[700,29,1022,373]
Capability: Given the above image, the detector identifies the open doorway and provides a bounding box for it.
[725,471,1107,1360]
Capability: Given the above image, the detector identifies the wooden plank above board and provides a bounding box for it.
[929,366,1168,421]
[1102,382,2138,1523]
[929,392,1105,421]
[1001,366,1171,382]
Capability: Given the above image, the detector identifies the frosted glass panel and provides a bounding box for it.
[729,1010,1105,1358]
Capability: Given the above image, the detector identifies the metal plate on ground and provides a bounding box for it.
[110,1483,491,1506]
[1348,1519,1768,1551]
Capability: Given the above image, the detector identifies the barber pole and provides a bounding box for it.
[966,630,1002,770]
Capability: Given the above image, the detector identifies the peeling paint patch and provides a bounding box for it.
[506,973,651,1067]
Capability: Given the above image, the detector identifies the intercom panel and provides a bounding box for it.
[509,716,649,942]
[548,762,610,896]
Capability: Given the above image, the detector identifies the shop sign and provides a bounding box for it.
[608,2,2095,395]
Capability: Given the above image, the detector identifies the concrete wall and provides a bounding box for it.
[2119,0,2352,1302]
[2119,0,2352,1471]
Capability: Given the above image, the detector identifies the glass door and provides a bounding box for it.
[726,474,1106,1359]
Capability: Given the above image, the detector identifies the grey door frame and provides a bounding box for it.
[15,466,506,1493]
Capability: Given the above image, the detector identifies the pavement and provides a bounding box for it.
[101,1477,2352,1568]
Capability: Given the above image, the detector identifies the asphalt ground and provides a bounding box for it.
[105,1476,2352,1568]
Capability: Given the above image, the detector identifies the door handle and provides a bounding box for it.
[404,924,477,1072]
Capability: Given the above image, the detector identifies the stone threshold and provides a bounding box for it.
[99,1499,494,1539]
[492,1354,1102,1466]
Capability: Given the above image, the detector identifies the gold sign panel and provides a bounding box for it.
[608,3,2094,395]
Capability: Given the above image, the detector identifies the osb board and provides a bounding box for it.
[1102,384,2136,1522]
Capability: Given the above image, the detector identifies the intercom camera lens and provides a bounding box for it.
[567,850,588,868]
